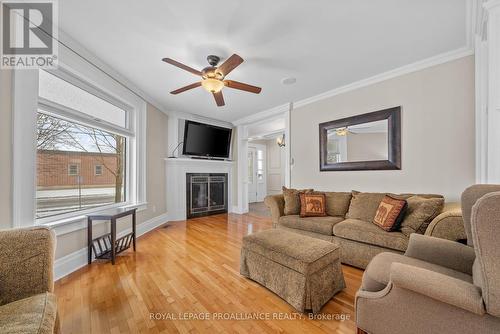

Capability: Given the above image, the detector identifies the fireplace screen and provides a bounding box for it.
[186,173,228,218]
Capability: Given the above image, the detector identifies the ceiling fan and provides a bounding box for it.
[162,54,262,107]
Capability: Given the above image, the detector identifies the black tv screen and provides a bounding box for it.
[182,121,232,158]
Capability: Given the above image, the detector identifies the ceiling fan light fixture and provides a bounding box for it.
[335,127,348,136]
[201,78,225,93]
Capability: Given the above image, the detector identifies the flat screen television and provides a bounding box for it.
[182,120,232,159]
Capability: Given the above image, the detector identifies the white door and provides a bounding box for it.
[267,138,286,195]
[247,147,257,203]
[248,144,267,203]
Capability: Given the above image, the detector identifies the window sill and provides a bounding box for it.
[39,202,148,236]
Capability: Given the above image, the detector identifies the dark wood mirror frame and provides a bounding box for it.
[319,106,401,171]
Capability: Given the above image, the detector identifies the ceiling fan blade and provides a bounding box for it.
[170,82,201,94]
[213,91,225,107]
[224,80,262,94]
[162,58,202,76]
[217,54,243,77]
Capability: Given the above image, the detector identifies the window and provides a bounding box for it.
[94,165,103,176]
[39,70,127,127]
[35,70,131,220]
[248,151,254,183]
[12,59,146,228]
[68,164,79,176]
[257,149,264,181]
[36,113,126,219]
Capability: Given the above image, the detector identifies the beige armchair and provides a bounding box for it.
[0,227,59,334]
[355,185,500,334]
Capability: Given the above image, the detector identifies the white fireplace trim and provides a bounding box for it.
[165,158,234,221]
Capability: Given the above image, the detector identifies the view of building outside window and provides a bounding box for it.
[36,112,126,218]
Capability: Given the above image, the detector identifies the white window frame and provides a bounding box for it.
[12,45,147,229]
[94,164,103,176]
[68,164,80,176]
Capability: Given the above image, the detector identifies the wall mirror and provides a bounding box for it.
[319,107,401,171]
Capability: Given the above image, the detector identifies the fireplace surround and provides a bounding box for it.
[165,157,234,220]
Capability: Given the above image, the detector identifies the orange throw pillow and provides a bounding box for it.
[373,195,407,231]
[299,193,327,217]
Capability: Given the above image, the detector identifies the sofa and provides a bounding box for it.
[0,227,59,334]
[264,191,466,269]
[355,184,500,334]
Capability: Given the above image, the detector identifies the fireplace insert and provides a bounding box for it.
[186,173,228,219]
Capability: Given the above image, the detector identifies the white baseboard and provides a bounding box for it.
[231,206,248,214]
[54,212,169,281]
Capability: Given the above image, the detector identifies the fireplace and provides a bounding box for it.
[186,173,228,219]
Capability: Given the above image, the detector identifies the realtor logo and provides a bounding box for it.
[1,0,58,69]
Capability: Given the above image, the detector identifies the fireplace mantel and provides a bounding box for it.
[165,158,234,221]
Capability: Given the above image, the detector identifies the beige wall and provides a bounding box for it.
[291,56,475,201]
[55,104,168,258]
[0,70,12,230]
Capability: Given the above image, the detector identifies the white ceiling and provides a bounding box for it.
[58,0,468,123]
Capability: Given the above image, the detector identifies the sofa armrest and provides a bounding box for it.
[390,262,484,315]
[0,227,56,305]
[425,202,466,242]
[264,195,284,228]
[404,233,475,275]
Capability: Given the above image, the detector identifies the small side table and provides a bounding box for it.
[87,208,137,265]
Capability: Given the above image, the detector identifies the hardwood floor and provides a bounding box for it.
[55,212,363,334]
[248,202,271,217]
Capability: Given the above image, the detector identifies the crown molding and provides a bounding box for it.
[292,47,473,110]
[232,103,289,126]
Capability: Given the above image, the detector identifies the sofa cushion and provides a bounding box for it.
[300,192,327,217]
[324,192,352,217]
[282,186,313,215]
[346,191,443,223]
[362,252,473,292]
[400,196,445,237]
[346,191,387,222]
[278,215,344,236]
[333,219,409,251]
[0,292,57,334]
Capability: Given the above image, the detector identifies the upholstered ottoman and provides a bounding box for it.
[240,229,345,313]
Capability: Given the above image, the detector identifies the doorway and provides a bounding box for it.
[234,106,291,215]
[247,143,266,203]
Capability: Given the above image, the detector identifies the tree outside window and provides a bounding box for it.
[36,113,126,218]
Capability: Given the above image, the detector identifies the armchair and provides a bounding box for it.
[356,185,500,334]
[0,227,59,334]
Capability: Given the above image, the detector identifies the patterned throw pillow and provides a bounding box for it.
[282,186,313,215]
[299,193,327,217]
[372,195,408,231]
[400,196,444,236]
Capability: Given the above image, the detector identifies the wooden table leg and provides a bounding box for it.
[111,218,116,265]
[132,210,136,251]
[87,217,92,265]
